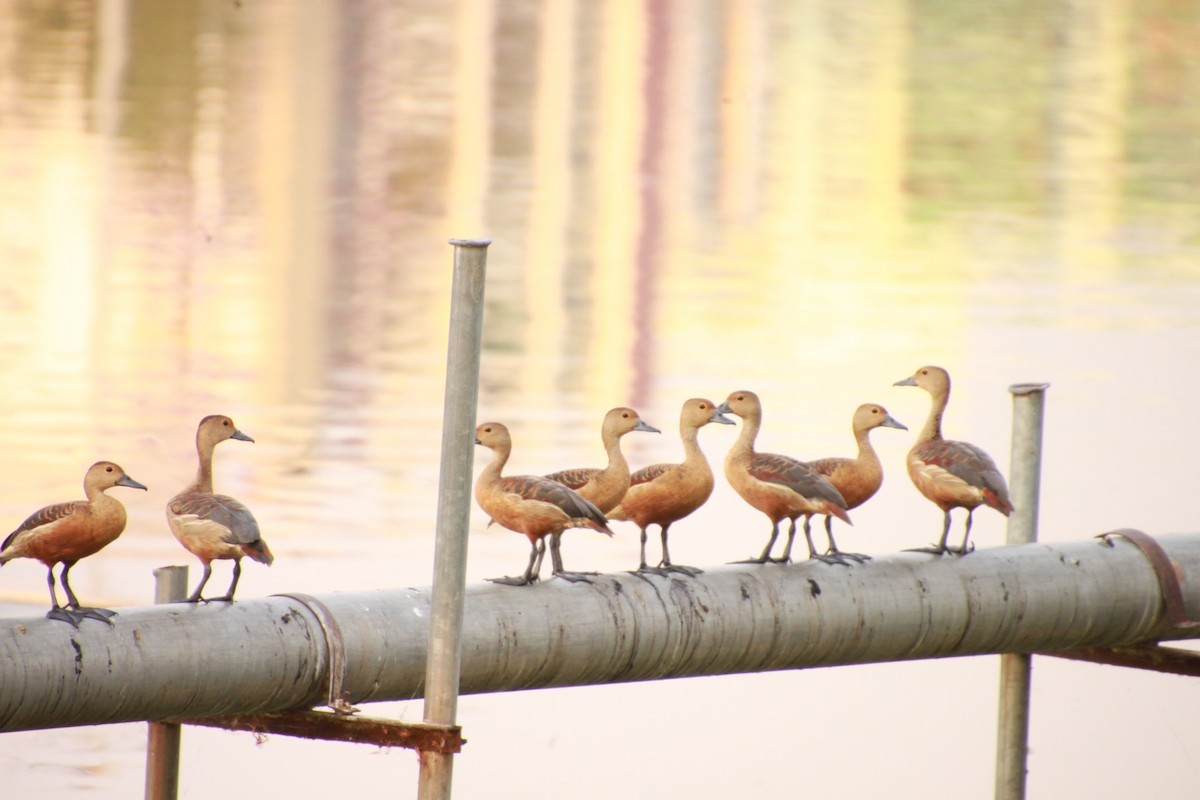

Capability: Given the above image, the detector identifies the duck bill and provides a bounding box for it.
[893,376,917,387]
[231,429,255,443]
[118,475,149,491]
[633,420,661,434]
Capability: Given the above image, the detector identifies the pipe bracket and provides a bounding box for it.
[1096,529,1200,630]
[274,592,359,714]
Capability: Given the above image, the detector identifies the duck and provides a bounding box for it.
[475,421,612,585]
[894,366,1013,555]
[167,415,273,602]
[1,460,147,626]
[717,390,852,566]
[607,398,734,576]
[804,403,908,562]
[542,407,660,580]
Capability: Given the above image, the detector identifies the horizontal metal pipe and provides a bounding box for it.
[3,533,1199,733]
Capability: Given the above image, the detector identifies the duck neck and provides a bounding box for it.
[728,411,761,461]
[918,388,948,443]
[602,429,628,476]
[680,420,708,465]
[854,425,880,464]
[188,435,217,495]
[479,443,510,484]
[83,481,112,505]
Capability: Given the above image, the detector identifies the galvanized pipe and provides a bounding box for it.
[2,534,1199,734]
[995,382,1050,800]
[420,238,490,800]
[144,565,188,800]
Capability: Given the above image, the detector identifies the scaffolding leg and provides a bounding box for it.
[145,566,188,800]
[994,383,1048,800]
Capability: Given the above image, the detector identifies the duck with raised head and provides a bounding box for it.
[542,407,660,580]
[717,390,852,566]
[804,403,907,562]
[167,415,273,602]
[894,366,1013,555]
[1,460,147,626]
[475,421,612,585]
[607,398,734,576]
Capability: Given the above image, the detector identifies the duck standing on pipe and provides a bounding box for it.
[717,390,852,566]
[1,460,147,626]
[608,398,735,577]
[804,403,908,563]
[894,366,1013,555]
[475,421,612,585]
[542,407,660,581]
[167,415,273,602]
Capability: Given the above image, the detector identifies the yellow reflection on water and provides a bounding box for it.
[2,1,1200,798]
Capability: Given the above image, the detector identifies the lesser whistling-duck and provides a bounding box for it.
[894,366,1013,555]
[804,403,907,562]
[167,415,273,602]
[717,390,852,566]
[1,460,147,626]
[542,407,660,580]
[475,421,612,585]
[607,398,734,576]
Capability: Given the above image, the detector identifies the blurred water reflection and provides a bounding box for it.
[2,1,1199,797]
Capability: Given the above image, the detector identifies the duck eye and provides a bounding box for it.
[106,466,113,472]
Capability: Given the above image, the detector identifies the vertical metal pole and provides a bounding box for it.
[145,565,188,800]
[418,238,490,800]
[994,383,1049,800]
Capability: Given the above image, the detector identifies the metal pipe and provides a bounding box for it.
[3,534,1200,734]
[995,382,1050,800]
[145,565,188,800]
[419,238,490,800]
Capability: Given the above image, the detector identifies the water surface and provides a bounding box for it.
[2,1,1199,797]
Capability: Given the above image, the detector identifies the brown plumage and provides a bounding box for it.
[1,461,147,626]
[717,390,853,566]
[475,421,612,585]
[167,415,273,602]
[542,407,659,580]
[894,366,1014,555]
[804,403,908,562]
[607,398,735,576]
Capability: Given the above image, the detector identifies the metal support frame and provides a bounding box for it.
[145,566,187,800]
[419,238,490,800]
[995,382,1049,800]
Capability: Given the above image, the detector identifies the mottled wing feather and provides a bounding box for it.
[499,476,610,529]
[749,453,848,509]
[915,440,1013,511]
[807,456,850,479]
[629,463,672,486]
[3,501,84,550]
[543,467,599,491]
[169,492,261,545]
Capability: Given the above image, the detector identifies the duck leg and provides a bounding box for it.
[44,566,81,627]
[945,509,976,556]
[549,531,596,583]
[906,510,954,555]
[731,520,782,564]
[488,538,542,586]
[213,560,242,602]
[60,562,117,623]
[804,518,849,566]
[186,562,214,602]
[824,517,871,563]
[658,524,703,576]
[776,519,799,563]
